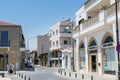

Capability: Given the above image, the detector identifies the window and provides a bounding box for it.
[56,30,58,35]
[64,40,67,44]
[63,29,67,33]
[0,31,8,47]
[104,48,115,75]
[89,40,96,46]
[56,41,58,45]
[53,42,55,46]
[88,40,97,50]
[53,31,55,36]
[79,43,85,70]
[103,36,115,75]
[104,36,113,43]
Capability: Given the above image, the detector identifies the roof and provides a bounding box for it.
[0,21,20,26]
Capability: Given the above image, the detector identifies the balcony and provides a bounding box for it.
[59,32,72,37]
[50,45,60,51]
[50,44,72,51]
[73,25,80,33]
[83,14,99,29]
[107,1,120,17]
[84,0,98,9]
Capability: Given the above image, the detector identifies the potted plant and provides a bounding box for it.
[101,5,107,10]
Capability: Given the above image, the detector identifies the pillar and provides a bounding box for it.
[85,36,88,72]
[112,23,118,76]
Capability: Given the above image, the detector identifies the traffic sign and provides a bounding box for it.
[116,45,120,52]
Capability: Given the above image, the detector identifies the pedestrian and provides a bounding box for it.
[12,63,16,74]
[9,64,13,73]
[6,63,10,74]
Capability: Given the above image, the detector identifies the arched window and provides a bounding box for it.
[89,40,96,46]
[104,36,113,43]
[102,35,115,75]
[88,39,97,52]
[79,43,85,50]
[102,34,114,47]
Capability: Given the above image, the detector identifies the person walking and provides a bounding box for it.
[12,63,16,74]
[6,63,10,74]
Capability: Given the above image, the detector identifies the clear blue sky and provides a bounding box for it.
[0,0,86,50]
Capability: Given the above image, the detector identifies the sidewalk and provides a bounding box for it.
[5,73,21,80]
[58,69,117,80]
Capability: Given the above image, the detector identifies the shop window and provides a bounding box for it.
[103,36,115,75]
[104,48,115,75]
[79,43,85,70]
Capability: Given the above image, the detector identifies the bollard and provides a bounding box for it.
[28,77,31,80]
[75,73,77,78]
[64,72,66,76]
[2,73,4,77]
[91,75,93,80]
[21,74,23,79]
[19,73,20,77]
[24,75,26,80]
[82,74,84,79]
[61,71,62,75]
[69,72,71,77]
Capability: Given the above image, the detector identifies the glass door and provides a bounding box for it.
[90,54,97,73]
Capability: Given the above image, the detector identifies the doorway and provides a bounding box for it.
[90,54,97,72]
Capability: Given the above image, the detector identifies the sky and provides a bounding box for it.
[0,0,86,50]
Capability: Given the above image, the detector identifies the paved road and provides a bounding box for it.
[18,66,76,80]
[0,71,21,80]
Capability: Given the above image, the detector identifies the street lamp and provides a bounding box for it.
[115,0,120,79]
[26,36,36,66]
[27,36,36,50]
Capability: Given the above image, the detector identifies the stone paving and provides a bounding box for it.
[0,71,21,80]
[17,66,77,80]
[5,74,21,80]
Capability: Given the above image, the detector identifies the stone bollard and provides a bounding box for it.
[28,77,31,80]
[24,75,26,80]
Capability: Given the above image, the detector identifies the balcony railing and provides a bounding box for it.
[107,1,120,17]
[83,14,99,29]
[84,0,98,9]
[73,25,80,33]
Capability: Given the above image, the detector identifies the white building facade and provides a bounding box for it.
[73,0,120,79]
[50,19,73,68]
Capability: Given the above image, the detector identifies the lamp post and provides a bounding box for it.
[115,0,120,79]
[71,21,75,71]
[26,36,36,66]
[27,36,36,50]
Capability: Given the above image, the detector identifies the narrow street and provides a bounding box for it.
[18,66,76,80]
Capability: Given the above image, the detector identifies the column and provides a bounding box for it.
[68,53,72,71]
[76,38,79,71]
[85,36,88,72]
[62,52,65,69]
[112,24,118,76]
[97,44,102,75]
